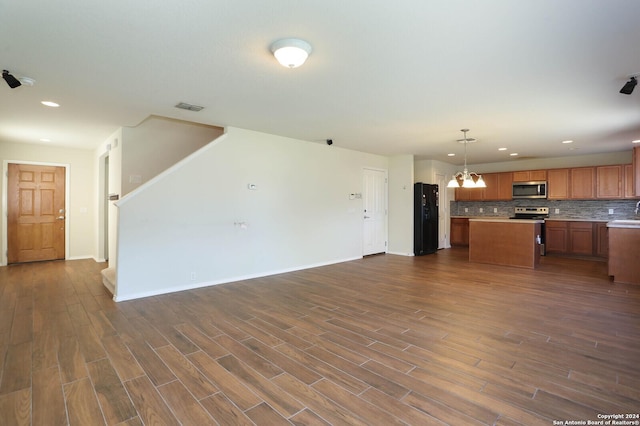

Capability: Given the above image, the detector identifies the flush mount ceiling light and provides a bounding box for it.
[620,75,638,95]
[2,70,22,88]
[270,38,312,68]
[447,129,486,189]
[41,100,60,107]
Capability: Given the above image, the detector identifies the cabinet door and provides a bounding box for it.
[595,223,608,258]
[570,167,596,199]
[568,222,593,255]
[548,169,569,199]
[596,165,623,199]
[468,185,483,200]
[530,170,547,181]
[454,186,470,201]
[450,218,469,246]
[513,170,546,182]
[481,173,498,200]
[624,164,635,198]
[498,172,513,200]
[512,171,530,182]
[545,221,568,253]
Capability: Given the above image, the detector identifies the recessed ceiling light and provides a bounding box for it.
[510,153,519,156]
[39,138,51,142]
[41,101,60,107]
[498,147,507,151]
[633,140,640,144]
[447,153,455,157]
[562,140,573,144]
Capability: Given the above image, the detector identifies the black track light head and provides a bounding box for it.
[2,70,22,89]
[620,76,637,95]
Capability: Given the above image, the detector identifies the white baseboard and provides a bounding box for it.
[386,251,414,256]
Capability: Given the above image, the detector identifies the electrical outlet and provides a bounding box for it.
[190,272,196,281]
[464,208,469,212]
[479,208,483,213]
[608,208,614,214]
[493,208,498,213]
[555,208,560,214]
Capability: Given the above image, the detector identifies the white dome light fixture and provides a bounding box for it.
[270,38,312,68]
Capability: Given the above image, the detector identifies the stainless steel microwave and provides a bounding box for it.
[512,181,547,199]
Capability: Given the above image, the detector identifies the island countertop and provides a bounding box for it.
[469,218,544,224]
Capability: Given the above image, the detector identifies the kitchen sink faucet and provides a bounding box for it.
[636,200,640,215]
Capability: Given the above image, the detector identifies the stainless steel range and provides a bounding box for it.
[510,206,549,220]
[510,207,549,255]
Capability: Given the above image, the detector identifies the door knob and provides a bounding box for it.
[57,216,65,220]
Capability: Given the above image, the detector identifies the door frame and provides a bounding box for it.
[2,160,71,266]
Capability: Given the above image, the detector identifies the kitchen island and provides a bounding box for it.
[469,218,543,269]
[607,220,640,284]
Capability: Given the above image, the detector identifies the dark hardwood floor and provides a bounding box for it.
[1,247,639,425]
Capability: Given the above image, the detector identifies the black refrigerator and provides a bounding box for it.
[414,183,439,255]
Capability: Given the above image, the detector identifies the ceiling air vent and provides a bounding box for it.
[175,102,204,112]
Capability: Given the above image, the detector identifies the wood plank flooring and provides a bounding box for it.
[1,248,639,425]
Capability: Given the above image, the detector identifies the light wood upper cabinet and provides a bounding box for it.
[480,173,498,200]
[624,164,635,198]
[452,156,635,201]
[570,167,595,199]
[512,170,547,182]
[596,165,623,199]
[547,168,569,199]
[497,172,513,200]
[480,172,512,200]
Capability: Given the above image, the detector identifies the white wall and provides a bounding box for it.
[0,141,96,264]
[121,116,224,194]
[114,127,389,301]
[388,155,414,255]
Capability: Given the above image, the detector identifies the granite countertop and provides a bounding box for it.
[607,220,640,229]
[451,216,510,219]
[545,218,609,223]
[452,216,611,222]
[468,218,544,223]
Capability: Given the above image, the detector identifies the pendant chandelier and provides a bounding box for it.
[446,129,486,189]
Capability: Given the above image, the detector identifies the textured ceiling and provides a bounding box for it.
[1,0,639,165]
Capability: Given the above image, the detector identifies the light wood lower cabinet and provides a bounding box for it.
[568,222,594,255]
[545,221,607,258]
[450,218,469,246]
[545,221,568,253]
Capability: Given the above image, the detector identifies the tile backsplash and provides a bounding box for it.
[451,199,640,221]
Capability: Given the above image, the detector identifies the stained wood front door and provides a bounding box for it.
[7,163,66,263]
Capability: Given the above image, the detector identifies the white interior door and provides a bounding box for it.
[363,168,387,255]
